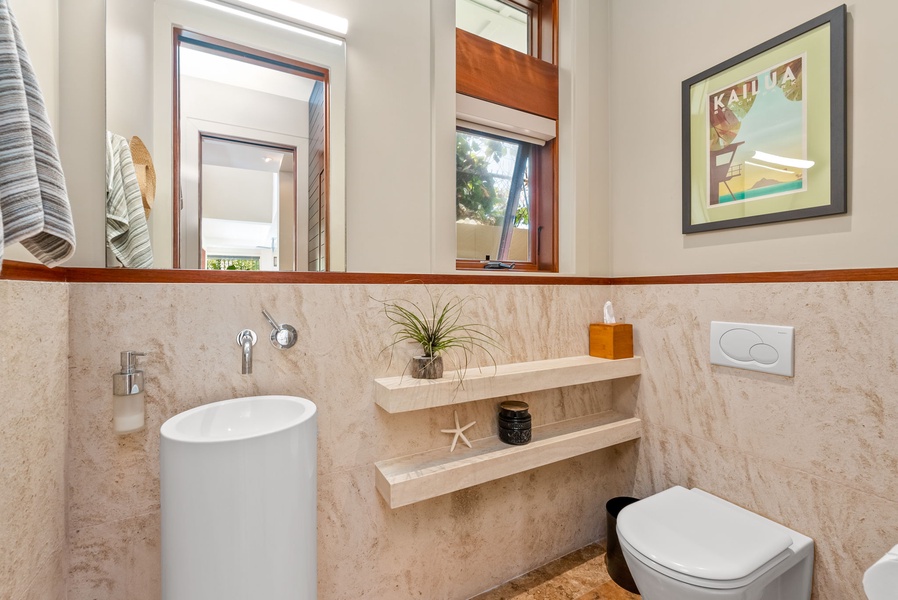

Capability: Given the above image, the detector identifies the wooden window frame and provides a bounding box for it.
[455,0,558,272]
[500,0,556,63]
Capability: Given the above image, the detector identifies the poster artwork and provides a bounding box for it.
[707,55,807,207]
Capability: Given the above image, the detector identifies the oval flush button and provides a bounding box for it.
[749,343,779,365]
[710,321,794,377]
[719,328,763,361]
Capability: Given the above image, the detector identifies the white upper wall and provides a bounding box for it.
[8,0,57,126]
[609,0,898,276]
[558,0,611,276]
[106,0,154,145]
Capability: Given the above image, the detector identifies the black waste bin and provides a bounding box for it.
[605,496,640,594]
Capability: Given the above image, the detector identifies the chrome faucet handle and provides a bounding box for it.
[236,329,257,375]
[261,308,297,350]
[262,309,280,331]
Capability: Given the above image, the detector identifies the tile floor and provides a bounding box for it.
[470,543,641,600]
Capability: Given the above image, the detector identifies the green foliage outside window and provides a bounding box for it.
[456,133,507,226]
[456,131,530,227]
[206,257,261,271]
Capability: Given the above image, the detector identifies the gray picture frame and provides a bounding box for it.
[682,5,847,234]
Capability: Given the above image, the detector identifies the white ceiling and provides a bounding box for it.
[202,217,276,250]
[179,46,317,102]
[202,137,291,173]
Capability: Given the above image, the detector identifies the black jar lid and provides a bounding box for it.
[499,400,529,419]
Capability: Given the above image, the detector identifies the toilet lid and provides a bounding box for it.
[617,486,793,582]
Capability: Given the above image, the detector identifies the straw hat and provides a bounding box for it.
[129,136,156,218]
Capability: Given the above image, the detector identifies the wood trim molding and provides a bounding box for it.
[5,260,898,286]
[613,268,898,285]
[0,261,68,282]
[456,28,558,120]
[61,268,610,286]
[13,260,598,285]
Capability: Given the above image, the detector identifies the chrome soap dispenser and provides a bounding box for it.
[113,351,146,434]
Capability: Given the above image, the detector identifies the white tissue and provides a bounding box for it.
[603,301,616,324]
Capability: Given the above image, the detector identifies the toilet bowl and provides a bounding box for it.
[864,544,898,599]
[617,486,813,599]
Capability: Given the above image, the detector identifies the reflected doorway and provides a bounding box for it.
[200,136,295,271]
[175,29,329,271]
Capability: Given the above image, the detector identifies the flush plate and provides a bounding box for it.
[710,321,794,377]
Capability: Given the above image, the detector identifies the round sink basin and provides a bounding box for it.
[161,395,317,599]
[161,394,316,443]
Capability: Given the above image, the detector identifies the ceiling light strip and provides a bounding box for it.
[184,0,344,46]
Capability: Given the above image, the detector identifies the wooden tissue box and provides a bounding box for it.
[589,323,633,359]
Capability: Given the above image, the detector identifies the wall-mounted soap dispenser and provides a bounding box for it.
[113,351,146,434]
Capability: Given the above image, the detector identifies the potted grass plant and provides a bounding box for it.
[380,288,502,380]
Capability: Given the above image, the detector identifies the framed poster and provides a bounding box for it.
[682,5,846,234]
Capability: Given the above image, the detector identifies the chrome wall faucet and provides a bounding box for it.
[236,329,257,375]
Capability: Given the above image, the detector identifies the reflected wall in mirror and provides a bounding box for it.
[106,0,346,271]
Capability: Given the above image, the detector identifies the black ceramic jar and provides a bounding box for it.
[498,400,531,445]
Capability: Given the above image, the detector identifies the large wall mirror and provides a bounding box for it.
[106,0,346,271]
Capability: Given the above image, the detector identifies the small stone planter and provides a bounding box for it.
[411,355,443,379]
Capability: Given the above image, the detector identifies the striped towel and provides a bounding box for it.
[106,131,153,268]
[0,0,75,267]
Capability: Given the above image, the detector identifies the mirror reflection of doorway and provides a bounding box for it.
[200,136,295,271]
[175,29,329,271]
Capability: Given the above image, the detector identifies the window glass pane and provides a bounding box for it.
[456,0,529,55]
[456,130,531,263]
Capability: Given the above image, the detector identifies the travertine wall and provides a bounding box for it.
[65,282,633,599]
[0,281,69,600]
[615,282,898,600]
[9,277,896,600]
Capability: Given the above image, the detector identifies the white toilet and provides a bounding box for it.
[864,544,898,599]
[616,486,814,599]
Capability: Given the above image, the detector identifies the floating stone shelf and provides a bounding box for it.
[374,355,642,413]
[375,411,642,509]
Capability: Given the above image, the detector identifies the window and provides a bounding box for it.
[456,0,529,55]
[455,0,557,271]
[456,129,533,263]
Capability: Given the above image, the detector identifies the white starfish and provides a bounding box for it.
[441,411,476,453]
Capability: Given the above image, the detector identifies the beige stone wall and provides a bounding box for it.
[614,282,898,600]
[65,282,632,599]
[9,277,896,600]
[0,281,69,600]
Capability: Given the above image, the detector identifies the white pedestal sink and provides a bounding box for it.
[160,395,317,600]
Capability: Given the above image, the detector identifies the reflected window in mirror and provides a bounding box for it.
[175,30,329,271]
[455,0,558,272]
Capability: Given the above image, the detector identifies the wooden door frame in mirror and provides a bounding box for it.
[196,132,299,271]
[172,27,330,270]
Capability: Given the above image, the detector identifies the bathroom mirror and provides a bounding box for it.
[105,0,346,271]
